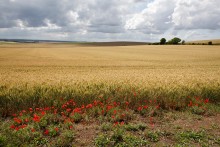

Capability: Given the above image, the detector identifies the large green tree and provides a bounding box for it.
[160,38,166,45]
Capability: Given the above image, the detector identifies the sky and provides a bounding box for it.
[0,0,220,42]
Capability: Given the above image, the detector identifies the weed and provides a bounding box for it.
[125,124,139,132]
[95,128,148,146]
[145,131,160,142]
[101,122,112,131]
[94,134,110,146]
[176,130,206,145]
[190,106,206,115]
[0,134,6,146]
[137,123,147,131]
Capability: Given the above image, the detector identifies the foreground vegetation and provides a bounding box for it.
[0,91,219,146]
[0,43,220,146]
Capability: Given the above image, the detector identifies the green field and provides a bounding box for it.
[0,43,220,146]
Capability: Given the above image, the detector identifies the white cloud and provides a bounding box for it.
[15,19,28,28]
[0,0,220,41]
[172,0,220,30]
[125,0,176,34]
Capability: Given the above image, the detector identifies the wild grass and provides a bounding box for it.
[0,82,219,116]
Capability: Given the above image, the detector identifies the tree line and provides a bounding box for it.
[160,37,184,45]
[156,37,213,45]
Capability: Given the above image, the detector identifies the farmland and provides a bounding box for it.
[0,43,220,146]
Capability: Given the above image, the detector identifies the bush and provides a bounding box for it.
[181,40,185,45]
[208,41,212,45]
[152,42,160,45]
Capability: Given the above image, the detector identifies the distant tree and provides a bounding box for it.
[208,41,212,45]
[181,40,185,45]
[167,37,181,45]
[160,38,166,45]
[171,37,181,44]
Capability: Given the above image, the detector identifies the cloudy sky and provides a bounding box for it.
[0,0,220,42]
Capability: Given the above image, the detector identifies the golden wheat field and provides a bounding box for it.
[1,43,220,85]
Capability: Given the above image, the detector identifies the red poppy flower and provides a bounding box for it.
[114,122,119,126]
[62,104,67,109]
[14,118,22,124]
[44,107,50,111]
[33,114,40,122]
[21,124,27,129]
[54,127,59,132]
[41,111,46,116]
[54,109,57,114]
[113,110,117,115]
[137,106,143,111]
[134,92,137,97]
[204,98,209,104]
[93,100,98,106]
[25,118,29,122]
[61,112,65,116]
[188,101,193,107]
[12,113,17,117]
[10,125,15,129]
[120,121,125,126]
[73,108,81,113]
[44,129,49,135]
[86,104,93,109]
[143,105,148,109]
[107,105,113,111]
[151,123,155,128]
[102,110,105,115]
[31,128,35,132]
[66,108,71,112]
